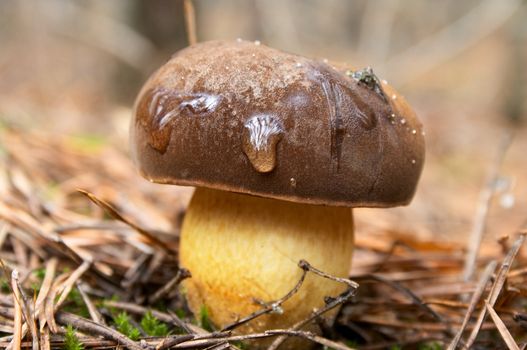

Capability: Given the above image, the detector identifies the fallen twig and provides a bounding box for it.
[10,270,22,350]
[149,267,191,304]
[447,260,497,350]
[183,0,198,46]
[54,311,144,350]
[267,260,359,350]
[485,301,520,350]
[222,260,310,332]
[465,232,526,348]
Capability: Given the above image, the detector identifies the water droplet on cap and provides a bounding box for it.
[254,40,261,46]
[145,89,222,153]
[412,129,417,134]
[236,38,243,43]
[411,159,416,164]
[500,193,515,208]
[179,94,221,116]
[290,178,296,187]
[271,303,284,314]
[400,118,406,125]
[391,94,397,100]
[242,114,284,173]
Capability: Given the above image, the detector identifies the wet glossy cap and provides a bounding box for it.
[130,40,425,207]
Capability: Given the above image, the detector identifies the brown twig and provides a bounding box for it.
[40,325,50,350]
[168,310,200,335]
[267,260,359,350]
[350,315,502,332]
[370,240,413,273]
[36,257,57,331]
[10,270,22,350]
[183,0,198,46]
[103,300,203,334]
[464,232,526,348]
[149,267,191,304]
[355,274,447,325]
[77,281,105,325]
[360,335,444,350]
[44,273,69,333]
[447,260,497,350]
[54,311,144,350]
[14,272,38,350]
[55,259,91,310]
[157,329,355,350]
[155,334,197,350]
[122,252,151,288]
[485,301,520,350]
[78,189,174,256]
[157,332,232,350]
[222,260,310,332]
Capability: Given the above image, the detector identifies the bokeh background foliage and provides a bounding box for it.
[0,1,527,349]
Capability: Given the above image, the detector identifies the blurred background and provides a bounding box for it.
[0,0,526,243]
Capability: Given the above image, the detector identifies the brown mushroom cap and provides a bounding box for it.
[130,40,425,207]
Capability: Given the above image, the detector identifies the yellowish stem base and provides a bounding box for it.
[180,188,354,348]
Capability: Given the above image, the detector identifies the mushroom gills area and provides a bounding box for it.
[180,187,354,336]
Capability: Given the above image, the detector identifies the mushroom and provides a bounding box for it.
[130,40,424,347]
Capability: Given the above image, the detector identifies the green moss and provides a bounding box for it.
[232,340,249,349]
[0,279,9,293]
[113,312,141,341]
[173,308,187,319]
[417,342,442,350]
[30,267,47,292]
[34,267,46,281]
[59,288,90,319]
[198,305,213,331]
[345,340,359,349]
[63,325,84,350]
[140,311,169,337]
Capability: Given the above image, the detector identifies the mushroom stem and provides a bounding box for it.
[180,188,354,347]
